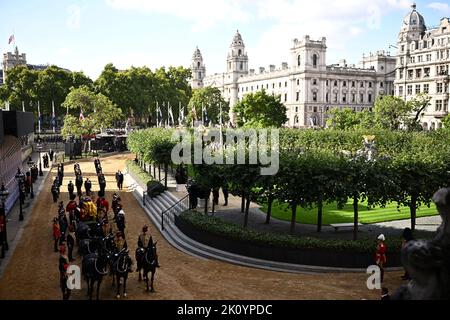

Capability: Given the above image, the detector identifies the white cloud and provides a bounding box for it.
[246,0,411,70]
[427,2,450,14]
[67,5,81,30]
[105,0,251,32]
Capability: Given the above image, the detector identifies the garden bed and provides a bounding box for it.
[176,211,406,268]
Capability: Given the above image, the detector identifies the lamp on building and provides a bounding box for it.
[27,159,34,199]
[37,142,43,176]
[0,183,10,254]
[15,169,25,221]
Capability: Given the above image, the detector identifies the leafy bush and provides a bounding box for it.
[147,180,165,197]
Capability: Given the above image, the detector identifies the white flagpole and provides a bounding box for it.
[219,103,223,146]
[52,100,56,133]
[22,101,25,112]
[156,101,159,127]
[38,101,41,134]
[201,102,204,124]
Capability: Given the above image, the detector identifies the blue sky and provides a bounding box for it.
[1,0,449,81]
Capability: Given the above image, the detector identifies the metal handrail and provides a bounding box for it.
[161,194,189,231]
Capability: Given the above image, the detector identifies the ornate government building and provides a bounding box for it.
[394,3,450,130]
[191,31,396,127]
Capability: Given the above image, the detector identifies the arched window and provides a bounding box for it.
[313,54,318,68]
[297,55,301,66]
[197,61,200,68]
[238,49,242,56]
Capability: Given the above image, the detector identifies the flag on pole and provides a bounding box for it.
[192,105,198,121]
[51,101,57,133]
[79,109,85,121]
[8,34,14,45]
[168,103,175,127]
[38,101,42,134]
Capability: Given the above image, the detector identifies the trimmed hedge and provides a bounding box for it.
[127,160,165,197]
[178,211,434,254]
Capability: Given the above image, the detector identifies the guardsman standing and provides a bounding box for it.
[84,178,92,196]
[51,183,59,203]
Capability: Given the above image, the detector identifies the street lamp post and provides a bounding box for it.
[37,142,43,176]
[27,159,34,199]
[15,169,25,221]
[0,183,10,254]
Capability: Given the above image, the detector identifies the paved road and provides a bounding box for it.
[0,154,403,300]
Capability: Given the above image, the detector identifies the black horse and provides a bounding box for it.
[111,249,133,299]
[81,251,109,300]
[135,239,158,292]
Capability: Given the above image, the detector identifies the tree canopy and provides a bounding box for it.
[233,90,288,128]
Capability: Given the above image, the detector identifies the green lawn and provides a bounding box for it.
[260,200,438,225]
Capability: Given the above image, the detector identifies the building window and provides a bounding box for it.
[334,94,338,102]
[360,82,364,88]
[368,93,372,103]
[198,72,202,78]
[437,83,443,93]
[334,80,338,87]
[285,94,288,102]
[342,94,347,103]
[407,85,413,95]
[313,54,318,68]
[326,93,329,102]
[197,62,201,67]
[360,93,364,103]
[312,79,317,85]
[326,80,329,86]
[238,49,242,56]
[416,69,422,78]
[313,92,317,102]
[380,82,383,88]
[296,91,300,101]
[351,81,355,87]
[285,81,288,87]
[295,106,298,113]
[297,55,301,66]
[251,86,253,91]
[352,93,356,103]
[272,83,275,89]
[399,69,404,79]
[343,81,347,87]
[423,84,429,93]
[297,79,300,85]
[279,82,281,88]
[415,84,421,94]
[266,84,269,89]
[240,62,243,70]
[436,100,443,111]
[368,82,372,88]
[313,107,318,113]
[408,70,413,79]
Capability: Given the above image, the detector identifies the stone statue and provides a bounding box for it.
[392,187,450,300]
[356,135,378,161]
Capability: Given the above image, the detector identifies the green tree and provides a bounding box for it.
[61,86,123,138]
[187,87,229,125]
[233,89,288,128]
[0,65,37,110]
[326,108,375,130]
[373,96,412,130]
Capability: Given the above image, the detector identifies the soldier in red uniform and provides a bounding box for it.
[375,234,387,283]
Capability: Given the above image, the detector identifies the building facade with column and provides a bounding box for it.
[192,31,396,127]
[394,3,450,130]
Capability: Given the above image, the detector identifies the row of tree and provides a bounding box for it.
[127,127,450,240]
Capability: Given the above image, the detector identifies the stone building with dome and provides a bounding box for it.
[191,31,396,127]
[394,3,450,130]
